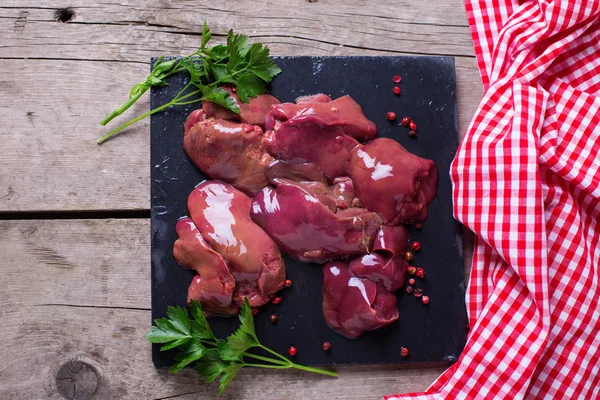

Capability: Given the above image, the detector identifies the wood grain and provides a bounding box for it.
[0,0,482,212]
[0,219,447,400]
[0,1,479,398]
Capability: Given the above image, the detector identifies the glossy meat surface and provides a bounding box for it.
[331,176,358,209]
[173,218,237,315]
[202,86,280,127]
[263,95,376,180]
[250,181,382,263]
[295,94,332,104]
[264,123,359,181]
[322,262,399,338]
[187,181,285,308]
[349,225,409,292]
[183,118,272,196]
[265,160,327,185]
[265,95,377,141]
[346,138,438,223]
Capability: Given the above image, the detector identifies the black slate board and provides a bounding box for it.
[151,56,466,368]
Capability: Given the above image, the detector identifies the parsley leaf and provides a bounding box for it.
[166,305,191,335]
[201,86,240,114]
[98,23,283,143]
[145,297,337,395]
[189,299,216,340]
[218,362,244,395]
[238,298,257,341]
[200,21,211,50]
[195,349,229,383]
[170,340,207,373]
[145,315,191,345]
[235,71,266,103]
[217,330,256,361]
[226,29,250,73]
[245,43,282,82]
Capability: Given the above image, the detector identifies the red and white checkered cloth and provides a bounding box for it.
[385,1,600,399]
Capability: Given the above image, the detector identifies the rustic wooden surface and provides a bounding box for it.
[0,1,482,399]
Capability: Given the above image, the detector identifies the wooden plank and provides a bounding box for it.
[0,306,446,399]
[0,219,450,399]
[0,219,150,309]
[0,60,151,213]
[0,0,482,212]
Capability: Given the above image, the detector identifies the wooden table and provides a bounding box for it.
[0,1,482,399]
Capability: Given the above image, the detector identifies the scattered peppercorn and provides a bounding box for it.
[322,342,331,351]
[252,308,259,316]
[393,75,401,83]
[285,279,292,287]
[270,314,279,323]
[422,295,430,305]
[414,223,422,230]
[288,346,297,356]
[414,288,423,298]
[416,267,425,279]
[407,266,417,275]
[393,86,401,95]
[400,347,409,357]
[405,251,413,262]
[401,117,411,126]
[412,242,421,251]
[386,111,396,121]
[406,286,413,294]
[408,278,415,285]
[409,121,417,131]
[408,130,417,138]
[272,296,282,305]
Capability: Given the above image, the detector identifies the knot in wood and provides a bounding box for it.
[55,360,99,400]
[55,8,75,23]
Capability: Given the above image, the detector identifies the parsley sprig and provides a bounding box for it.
[146,299,337,395]
[97,22,281,144]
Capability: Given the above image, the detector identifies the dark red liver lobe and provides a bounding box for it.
[186,181,286,309]
[250,181,382,263]
[346,138,438,224]
[183,118,273,196]
[322,261,399,338]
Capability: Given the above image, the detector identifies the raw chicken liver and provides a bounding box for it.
[349,225,409,292]
[265,95,377,142]
[263,122,359,181]
[186,181,286,309]
[322,261,399,338]
[331,176,358,209]
[346,138,438,224]
[173,218,237,315]
[265,160,327,185]
[250,181,382,263]
[183,117,272,196]
[263,95,376,181]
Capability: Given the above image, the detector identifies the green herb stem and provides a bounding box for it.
[100,65,188,127]
[289,363,338,377]
[258,344,293,364]
[98,23,281,143]
[246,351,338,377]
[243,363,289,369]
[242,352,288,366]
[96,89,202,144]
[100,88,148,126]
